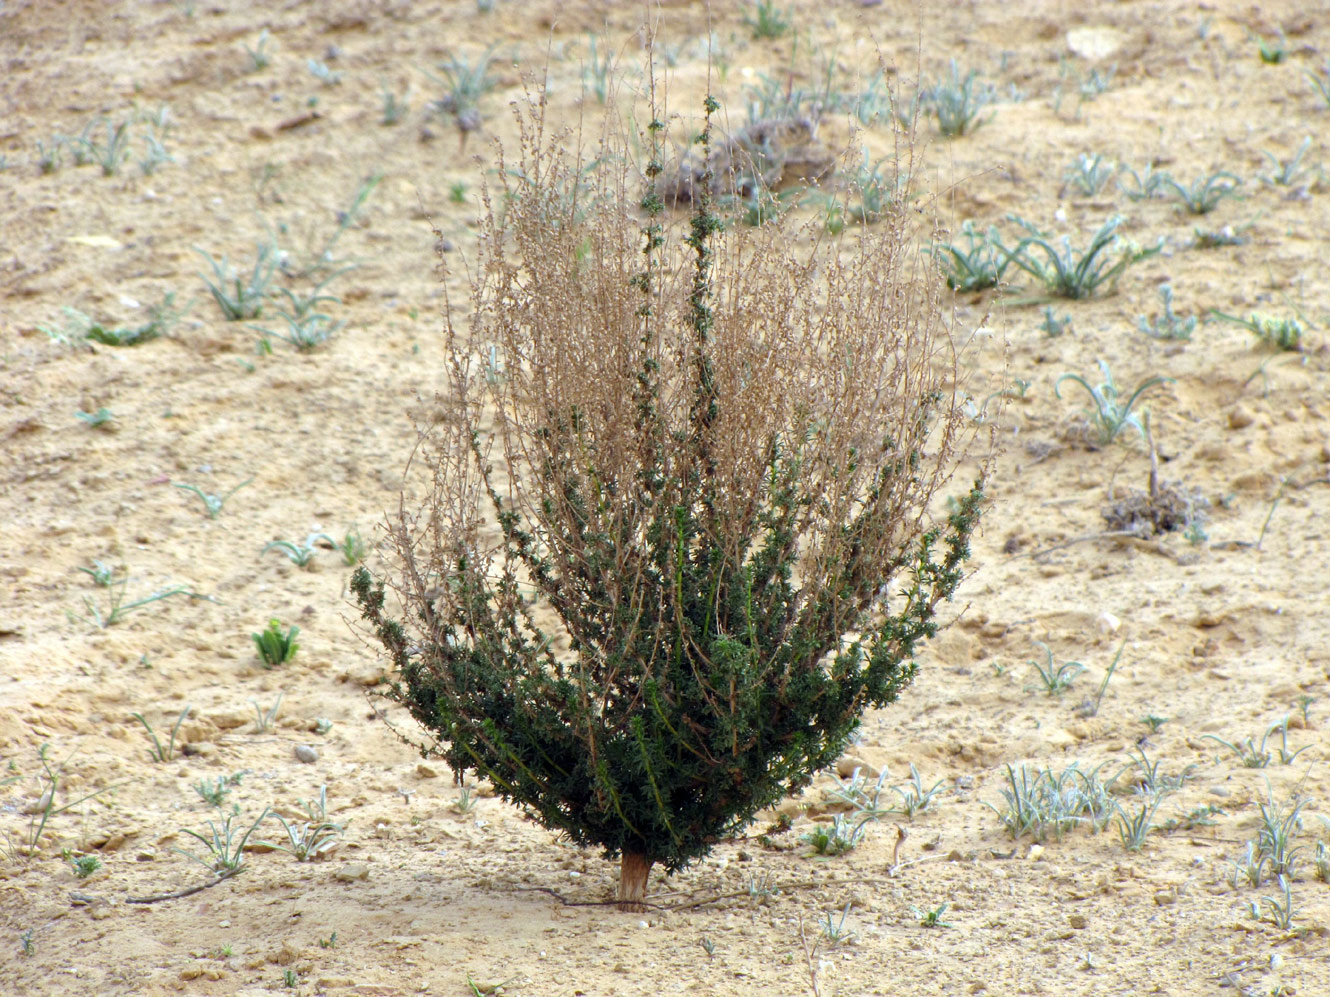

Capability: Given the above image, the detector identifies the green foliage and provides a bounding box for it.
[176,809,270,875]
[582,34,614,103]
[251,693,282,733]
[1308,63,1330,108]
[1137,285,1196,341]
[920,60,994,136]
[1157,171,1242,214]
[1062,153,1114,196]
[1208,310,1303,351]
[380,84,409,124]
[915,902,953,928]
[1055,360,1173,446]
[997,215,1161,299]
[175,476,253,519]
[253,620,299,667]
[1259,137,1313,187]
[744,0,791,40]
[194,772,245,808]
[929,221,1005,292]
[10,745,124,858]
[985,762,1115,842]
[75,407,114,428]
[265,787,346,860]
[132,705,191,763]
[69,567,194,629]
[1117,163,1168,201]
[244,29,271,71]
[263,533,331,569]
[39,292,186,348]
[1026,641,1083,695]
[1253,31,1286,64]
[353,93,980,903]
[196,243,278,320]
[801,814,871,856]
[431,47,497,132]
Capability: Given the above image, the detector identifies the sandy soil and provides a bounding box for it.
[3,2,1330,995]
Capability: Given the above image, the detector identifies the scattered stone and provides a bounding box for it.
[294,744,318,764]
[1228,405,1255,430]
[1096,611,1121,635]
[1068,913,1088,930]
[416,762,439,779]
[1153,890,1176,906]
[834,756,878,779]
[335,863,369,883]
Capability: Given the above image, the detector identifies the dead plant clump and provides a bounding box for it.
[354,82,988,909]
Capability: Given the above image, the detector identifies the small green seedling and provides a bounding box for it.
[69,569,194,629]
[1076,639,1126,718]
[1140,714,1169,733]
[1137,285,1196,341]
[1062,153,1114,197]
[744,0,791,40]
[929,221,1005,292]
[194,772,245,808]
[251,693,283,733]
[1115,794,1165,852]
[1027,641,1084,695]
[997,215,1161,299]
[381,85,408,124]
[1038,306,1072,337]
[1254,31,1287,64]
[1208,310,1303,351]
[252,312,342,352]
[262,533,332,569]
[1055,360,1173,446]
[1259,137,1313,188]
[176,810,270,875]
[175,477,253,519]
[253,619,299,667]
[196,244,278,321]
[132,705,192,763]
[1308,63,1330,108]
[921,60,995,137]
[819,902,855,945]
[801,814,871,856]
[75,407,115,428]
[915,902,953,928]
[244,29,271,71]
[306,58,342,86]
[430,47,498,133]
[1157,171,1242,214]
[1117,163,1168,201]
[63,850,102,878]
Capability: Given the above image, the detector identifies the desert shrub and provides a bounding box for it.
[353,86,983,908]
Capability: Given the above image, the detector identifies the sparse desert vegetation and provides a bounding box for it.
[1,3,1328,996]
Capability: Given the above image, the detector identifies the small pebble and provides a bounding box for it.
[294,744,318,764]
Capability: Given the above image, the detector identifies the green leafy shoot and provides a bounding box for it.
[1208,310,1304,351]
[920,60,995,136]
[253,619,299,667]
[131,705,192,763]
[196,243,279,320]
[1137,285,1196,341]
[1026,641,1084,695]
[929,221,1005,292]
[263,533,333,569]
[175,477,254,519]
[1055,360,1173,445]
[176,809,271,875]
[997,215,1162,299]
[1156,171,1242,214]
